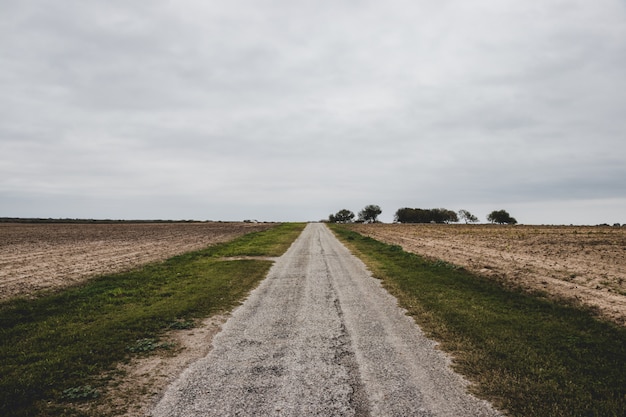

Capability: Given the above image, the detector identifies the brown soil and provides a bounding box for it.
[0,222,274,301]
[349,224,626,326]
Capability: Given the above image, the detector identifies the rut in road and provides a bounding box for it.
[150,223,501,417]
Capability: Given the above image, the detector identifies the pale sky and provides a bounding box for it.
[2,0,625,224]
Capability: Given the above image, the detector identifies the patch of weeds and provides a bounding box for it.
[126,338,175,353]
[432,259,462,270]
[61,385,100,401]
[169,319,195,330]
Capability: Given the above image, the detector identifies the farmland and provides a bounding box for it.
[0,223,304,416]
[0,221,275,301]
[348,224,626,325]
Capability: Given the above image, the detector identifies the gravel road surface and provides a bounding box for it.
[150,223,501,416]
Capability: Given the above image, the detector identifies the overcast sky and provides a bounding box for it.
[1,0,625,224]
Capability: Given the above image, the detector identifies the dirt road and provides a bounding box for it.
[150,223,500,416]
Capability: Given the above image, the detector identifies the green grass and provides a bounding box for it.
[331,225,626,417]
[0,223,305,417]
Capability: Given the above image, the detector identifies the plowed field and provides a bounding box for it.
[0,222,274,301]
[348,224,626,325]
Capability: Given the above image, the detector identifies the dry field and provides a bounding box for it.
[0,222,274,301]
[349,224,626,326]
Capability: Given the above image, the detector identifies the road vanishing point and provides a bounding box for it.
[151,223,501,417]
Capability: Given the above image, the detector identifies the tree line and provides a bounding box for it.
[327,206,518,224]
[328,205,382,224]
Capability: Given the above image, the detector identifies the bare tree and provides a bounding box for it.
[458,209,479,224]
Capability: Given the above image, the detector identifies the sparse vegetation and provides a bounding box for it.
[61,385,100,401]
[125,338,176,353]
[168,319,195,330]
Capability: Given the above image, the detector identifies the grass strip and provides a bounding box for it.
[0,222,305,417]
[331,225,626,417]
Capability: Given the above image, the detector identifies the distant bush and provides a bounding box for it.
[487,209,517,224]
[394,208,458,224]
[328,209,356,223]
[358,205,382,223]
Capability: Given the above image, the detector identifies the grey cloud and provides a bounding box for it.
[1,0,625,224]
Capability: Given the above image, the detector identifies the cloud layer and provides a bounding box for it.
[2,0,625,223]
